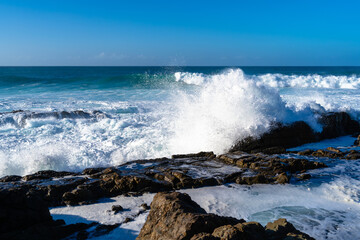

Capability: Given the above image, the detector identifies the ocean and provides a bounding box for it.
[2,66,360,239]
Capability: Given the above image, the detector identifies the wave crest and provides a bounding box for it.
[175,71,360,89]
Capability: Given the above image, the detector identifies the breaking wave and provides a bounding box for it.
[170,68,325,154]
[175,71,360,89]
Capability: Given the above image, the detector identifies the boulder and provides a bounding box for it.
[111,205,124,213]
[230,121,316,153]
[137,192,243,240]
[231,112,360,153]
[319,112,360,139]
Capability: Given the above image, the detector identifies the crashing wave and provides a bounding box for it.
[169,68,327,155]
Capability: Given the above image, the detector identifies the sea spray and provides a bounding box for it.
[170,69,288,154]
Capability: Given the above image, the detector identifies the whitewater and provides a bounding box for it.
[1,67,360,239]
[2,67,360,176]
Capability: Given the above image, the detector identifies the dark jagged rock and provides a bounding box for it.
[137,192,314,240]
[236,174,270,185]
[297,149,314,156]
[319,112,360,139]
[124,217,134,223]
[287,159,326,173]
[23,170,75,181]
[311,149,344,159]
[111,205,124,213]
[346,150,360,160]
[218,153,327,185]
[0,186,92,240]
[0,153,328,210]
[141,203,150,211]
[172,152,216,159]
[230,112,360,153]
[82,167,106,175]
[1,155,241,207]
[62,187,97,206]
[274,172,290,184]
[43,177,87,206]
[297,148,360,160]
[230,121,316,153]
[0,175,21,182]
[0,150,328,208]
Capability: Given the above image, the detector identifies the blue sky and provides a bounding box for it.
[0,0,359,66]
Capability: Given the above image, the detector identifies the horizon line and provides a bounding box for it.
[1,65,360,68]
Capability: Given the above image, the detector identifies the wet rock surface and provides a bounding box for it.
[218,152,326,184]
[296,147,360,160]
[0,151,326,207]
[3,119,360,239]
[137,192,314,240]
[231,112,360,154]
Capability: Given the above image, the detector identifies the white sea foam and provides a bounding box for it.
[175,71,360,89]
[256,73,360,89]
[0,105,173,176]
[1,68,360,177]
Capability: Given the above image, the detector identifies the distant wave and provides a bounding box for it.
[175,71,360,89]
[0,110,110,128]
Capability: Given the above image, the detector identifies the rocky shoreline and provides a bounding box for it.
[1,112,360,239]
[137,192,314,240]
